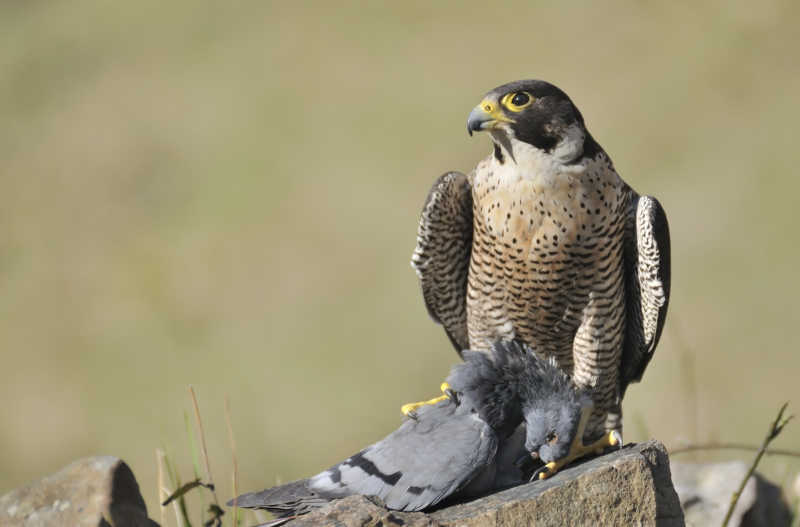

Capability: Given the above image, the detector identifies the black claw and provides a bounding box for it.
[530,465,550,482]
[514,453,536,472]
[444,388,459,406]
[406,410,418,421]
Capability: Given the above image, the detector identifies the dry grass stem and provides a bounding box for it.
[721,403,794,527]
[156,449,168,527]
[156,449,186,527]
[189,385,220,506]
[225,395,240,527]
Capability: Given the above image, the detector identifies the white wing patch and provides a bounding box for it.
[635,196,667,349]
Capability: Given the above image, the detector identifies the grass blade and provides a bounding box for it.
[225,395,240,527]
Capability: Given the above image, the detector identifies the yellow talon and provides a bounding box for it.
[538,430,620,479]
[539,461,558,479]
[401,382,453,416]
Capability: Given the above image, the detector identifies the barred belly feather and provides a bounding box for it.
[466,149,629,438]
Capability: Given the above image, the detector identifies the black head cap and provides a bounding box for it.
[471,79,600,158]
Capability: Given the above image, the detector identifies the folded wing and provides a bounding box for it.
[411,171,474,353]
[620,193,671,396]
[309,400,497,511]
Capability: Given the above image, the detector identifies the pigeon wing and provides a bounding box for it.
[309,401,497,511]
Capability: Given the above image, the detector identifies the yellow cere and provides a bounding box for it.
[501,91,534,112]
[478,98,515,123]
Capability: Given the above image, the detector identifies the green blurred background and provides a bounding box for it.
[2,0,799,517]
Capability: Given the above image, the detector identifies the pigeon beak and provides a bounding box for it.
[514,451,539,471]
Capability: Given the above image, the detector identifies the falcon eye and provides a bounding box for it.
[511,92,529,106]
[545,431,558,444]
[502,91,534,112]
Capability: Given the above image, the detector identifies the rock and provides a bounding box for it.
[670,460,792,527]
[286,495,435,527]
[280,440,684,526]
[0,456,159,527]
[794,473,800,503]
[432,439,684,526]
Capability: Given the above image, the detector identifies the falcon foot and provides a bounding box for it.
[535,430,622,480]
[401,382,454,419]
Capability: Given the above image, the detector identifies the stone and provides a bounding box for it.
[670,460,792,527]
[277,440,684,526]
[432,439,683,526]
[286,495,435,527]
[0,456,159,527]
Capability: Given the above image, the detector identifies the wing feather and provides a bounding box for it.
[309,401,497,511]
[228,478,328,518]
[620,193,671,396]
[411,172,473,353]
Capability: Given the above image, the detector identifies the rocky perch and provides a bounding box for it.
[0,456,158,527]
[286,440,684,526]
[3,440,792,526]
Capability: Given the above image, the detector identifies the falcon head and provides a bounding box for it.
[466,79,596,164]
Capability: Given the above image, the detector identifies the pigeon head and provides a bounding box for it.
[521,385,593,464]
[447,340,593,464]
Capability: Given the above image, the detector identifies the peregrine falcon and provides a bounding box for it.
[409,80,670,444]
[229,341,618,524]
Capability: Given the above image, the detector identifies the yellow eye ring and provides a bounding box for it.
[501,91,534,112]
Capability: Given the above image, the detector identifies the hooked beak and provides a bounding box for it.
[466,99,513,136]
[467,106,490,136]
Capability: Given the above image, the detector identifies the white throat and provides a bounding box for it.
[552,123,585,164]
[489,123,587,184]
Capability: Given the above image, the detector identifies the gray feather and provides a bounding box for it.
[228,478,327,518]
[309,398,497,511]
